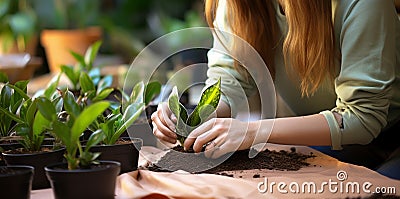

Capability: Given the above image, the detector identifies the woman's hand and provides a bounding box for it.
[151,102,178,144]
[184,118,271,158]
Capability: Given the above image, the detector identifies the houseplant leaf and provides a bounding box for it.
[63,90,81,119]
[93,88,114,102]
[187,78,221,127]
[70,51,85,68]
[144,81,161,105]
[79,72,95,94]
[36,97,56,122]
[61,65,79,89]
[97,75,113,94]
[84,40,102,70]
[130,81,145,105]
[71,101,110,143]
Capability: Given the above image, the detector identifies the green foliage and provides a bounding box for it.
[168,78,221,146]
[0,80,57,152]
[37,92,110,170]
[0,0,37,52]
[0,80,29,137]
[97,81,161,145]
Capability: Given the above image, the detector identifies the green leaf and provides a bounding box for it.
[111,103,144,144]
[52,120,72,151]
[25,99,37,126]
[97,75,113,94]
[187,78,221,126]
[144,81,161,105]
[63,91,80,119]
[130,81,145,105]
[84,41,102,70]
[33,111,51,136]
[36,97,56,122]
[14,80,29,92]
[0,106,24,124]
[5,84,29,100]
[79,72,95,94]
[71,101,110,144]
[9,13,36,36]
[92,88,114,102]
[84,129,105,151]
[168,86,189,144]
[168,86,188,122]
[1,85,12,108]
[44,73,61,99]
[61,65,79,88]
[0,72,8,83]
[70,51,86,67]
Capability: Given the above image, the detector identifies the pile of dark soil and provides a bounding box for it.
[146,146,315,174]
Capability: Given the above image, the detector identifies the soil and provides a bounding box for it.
[146,146,315,174]
[3,146,54,154]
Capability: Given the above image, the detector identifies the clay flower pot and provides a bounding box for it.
[40,27,102,73]
[45,161,120,199]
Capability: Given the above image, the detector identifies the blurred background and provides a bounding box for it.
[0,0,209,91]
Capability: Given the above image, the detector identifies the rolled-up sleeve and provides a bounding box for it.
[325,0,397,149]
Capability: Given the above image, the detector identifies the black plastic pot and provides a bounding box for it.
[2,147,65,189]
[0,165,34,199]
[45,161,121,199]
[0,142,23,166]
[90,138,142,173]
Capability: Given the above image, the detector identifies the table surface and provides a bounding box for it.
[31,144,400,199]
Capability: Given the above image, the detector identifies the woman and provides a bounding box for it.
[152,0,400,179]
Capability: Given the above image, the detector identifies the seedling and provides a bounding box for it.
[168,78,221,146]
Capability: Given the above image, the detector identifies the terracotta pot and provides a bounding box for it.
[2,147,66,189]
[0,165,34,199]
[45,161,120,199]
[40,27,102,73]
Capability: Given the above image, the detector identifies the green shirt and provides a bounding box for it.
[206,0,400,150]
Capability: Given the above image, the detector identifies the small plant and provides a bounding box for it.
[0,72,65,151]
[96,81,161,145]
[0,75,29,138]
[38,90,110,170]
[168,78,221,146]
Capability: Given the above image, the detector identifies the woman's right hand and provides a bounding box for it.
[151,102,178,144]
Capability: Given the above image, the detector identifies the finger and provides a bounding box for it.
[152,122,177,144]
[203,136,225,158]
[184,119,217,150]
[192,130,220,152]
[152,113,177,140]
[158,104,176,131]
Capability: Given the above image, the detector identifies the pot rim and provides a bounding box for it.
[0,165,34,177]
[45,160,121,173]
[1,146,65,157]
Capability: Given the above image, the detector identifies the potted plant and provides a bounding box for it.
[0,165,34,199]
[1,80,65,189]
[168,78,221,149]
[60,41,114,102]
[34,0,102,73]
[0,0,37,54]
[90,81,161,173]
[38,92,120,199]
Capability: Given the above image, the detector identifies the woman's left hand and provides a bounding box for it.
[184,118,271,158]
